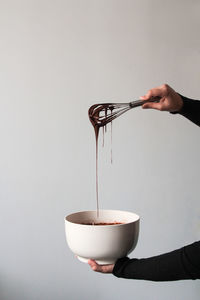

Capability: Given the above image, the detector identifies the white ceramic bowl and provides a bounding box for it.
[65,210,139,265]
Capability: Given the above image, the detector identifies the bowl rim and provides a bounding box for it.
[64,209,140,226]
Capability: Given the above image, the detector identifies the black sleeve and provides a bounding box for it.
[172,95,200,127]
[112,241,200,281]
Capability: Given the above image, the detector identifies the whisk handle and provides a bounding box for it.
[130,96,161,108]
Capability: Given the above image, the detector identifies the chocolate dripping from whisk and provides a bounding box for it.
[90,119,100,218]
[89,106,114,218]
[94,125,100,218]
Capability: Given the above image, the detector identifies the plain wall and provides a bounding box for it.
[0,0,200,299]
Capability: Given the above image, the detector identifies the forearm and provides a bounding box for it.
[113,241,200,281]
[173,95,200,127]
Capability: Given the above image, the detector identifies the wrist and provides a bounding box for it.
[170,94,183,113]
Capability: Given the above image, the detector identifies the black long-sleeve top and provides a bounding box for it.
[113,95,200,281]
[174,95,200,127]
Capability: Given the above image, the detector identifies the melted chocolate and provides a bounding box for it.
[88,97,161,217]
[88,105,115,217]
[81,222,124,226]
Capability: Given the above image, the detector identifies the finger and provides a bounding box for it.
[140,88,164,100]
[140,89,160,100]
[88,259,105,272]
[140,83,172,101]
[101,264,114,273]
[88,260,113,273]
[88,259,101,272]
[142,102,163,110]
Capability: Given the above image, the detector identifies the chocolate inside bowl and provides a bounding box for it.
[81,222,124,225]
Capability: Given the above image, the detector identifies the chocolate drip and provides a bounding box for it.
[88,97,161,217]
[111,120,113,164]
[110,108,114,164]
[94,125,99,218]
[102,126,105,147]
[89,105,116,217]
[105,107,108,132]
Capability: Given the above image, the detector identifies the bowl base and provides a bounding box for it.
[77,256,116,265]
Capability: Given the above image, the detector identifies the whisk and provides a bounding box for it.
[88,97,161,127]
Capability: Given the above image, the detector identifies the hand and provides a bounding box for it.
[140,84,183,112]
[88,259,114,273]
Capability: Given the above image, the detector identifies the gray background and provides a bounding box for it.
[0,0,200,299]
